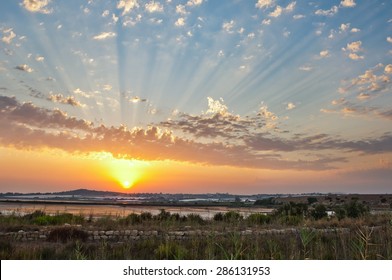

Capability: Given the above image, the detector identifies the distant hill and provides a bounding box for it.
[53,189,126,197]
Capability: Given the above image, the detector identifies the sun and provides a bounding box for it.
[122,180,132,189]
[93,152,149,191]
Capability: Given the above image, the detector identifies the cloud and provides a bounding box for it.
[222,20,235,33]
[0,96,92,131]
[350,28,360,33]
[286,102,296,110]
[187,0,203,6]
[269,6,283,17]
[205,97,228,115]
[344,41,362,52]
[145,1,163,13]
[47,94,84,107]
[348,53,364,60]
[319,50,330,58]
[343,41,364,60]
[385,64,392,74]
[299,65,312,71]
[285,1,296,12]
[262,19,271,25]
[22,0,52,14]
[2,29,16,44]
[255,0,274,9]
[102,84,113,91]
[176,4,187,15]
[340,0,356,8]
[258,102,278,123]
[339,23,350,32]
[175,17,185,27]
[35,56,45,62]
[93,32,116,40]
[129,96,147,103]
[315,6,338,16]
[2,95,392,171]
[387,37,392,44]
[293,14,305,20]
[15,64,33,73]
[269,2,296,18]
[123,14,142,27]
[117,0,139,16]
[357,93,370,100]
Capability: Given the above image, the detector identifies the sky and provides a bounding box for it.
[0,0,391,194]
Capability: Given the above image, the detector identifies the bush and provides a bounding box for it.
[223,211,243,223]
[310,204,327,220]
[254,197,275,206]
[140,212,153,221]
[345,201,369,218]
[154,209,171,221]
[276,202,308,217]
[246,213,271,225]
[187,214,206,225]
[47,227,89,243]
[120,213,141,225]
[307,197,318,205]
[213,212,224,221]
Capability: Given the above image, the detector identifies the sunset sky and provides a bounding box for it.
[0,0,391,194]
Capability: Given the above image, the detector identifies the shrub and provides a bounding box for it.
[246,213,271,225]
[119,213,141,225]
[223,211,243,223]
[213,212,224,221]
[154,209,171,221]
[187,214,206,225]
[345,201,369,218]
[254,197,275,206]
[307,197,318,205]
[276,202,308,217]
[47,227,89,243]
[140,212,153,221]
[310,204,327,220]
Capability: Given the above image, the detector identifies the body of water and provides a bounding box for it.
[0,202,274,219]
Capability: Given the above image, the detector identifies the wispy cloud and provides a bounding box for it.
[93,32,116,40]
[269,2,296,18]
[1,28,16,44]
[222,20,235,33]
[47,94,84,107]
[315,6,338,16]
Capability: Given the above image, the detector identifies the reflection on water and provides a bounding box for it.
[0,202,273,219]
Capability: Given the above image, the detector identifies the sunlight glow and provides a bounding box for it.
[93,152,149,191]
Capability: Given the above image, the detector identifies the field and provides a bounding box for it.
[0,194,392,260]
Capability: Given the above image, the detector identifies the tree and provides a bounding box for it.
[307,197,318,205]
[310,204,327,220]
[345,201,369,218]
